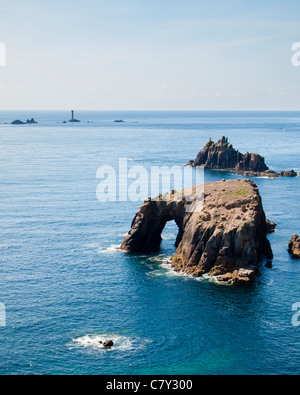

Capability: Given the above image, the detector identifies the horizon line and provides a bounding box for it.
[0,109,299,112]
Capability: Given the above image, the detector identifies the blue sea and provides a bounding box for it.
[0,110,300,375]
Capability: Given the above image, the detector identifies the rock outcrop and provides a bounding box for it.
[26,118,38,124]
[288,235,300,259]
[187,137,298,178]
[11,120,25,125]
[11,118,38,125]
[103,340,114,348]
[121,179,273,284]
[280,170,298,177]
[266,219,277,234]
[187,137,269,175]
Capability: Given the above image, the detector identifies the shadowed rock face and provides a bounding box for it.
[121,179,273,284]
[187,137,269,174]
[288,235,300,259]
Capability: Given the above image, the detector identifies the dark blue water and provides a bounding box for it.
[0,111,300,375]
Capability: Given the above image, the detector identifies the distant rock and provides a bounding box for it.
[114,120,125,123]
[103,340,114,348]
[11,118,38,125]
[121,179,273,285]
[288,235,300,259]
[26,118,38,124]
[187,137,269,175]
[187,137,298,178]
[280,170,298,177]
[11,120,25,125]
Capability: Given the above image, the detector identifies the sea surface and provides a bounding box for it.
[0,110,300,375]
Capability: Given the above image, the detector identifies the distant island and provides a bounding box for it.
[187,136,298,177]
[11,118,38,125]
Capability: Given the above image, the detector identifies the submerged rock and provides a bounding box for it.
[288,235,300,259]
[121,179,273,285]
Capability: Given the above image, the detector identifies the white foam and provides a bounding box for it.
[161,233,177,241]
[97,244,122,254]
[146,255,192,279]
[70,333,150,353]
[146,255,229,284]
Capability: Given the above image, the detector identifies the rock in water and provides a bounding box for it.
[26,118,38,124]
[280,170,298,177]
[266,219,277,234]
[121,179,273,284]
[103,340,114,348]
[187,136,269,174]
[288,235,300,259]
[11,120,25,125]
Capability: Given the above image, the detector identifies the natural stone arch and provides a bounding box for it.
[121,180,273,285]
[122,197,186,253]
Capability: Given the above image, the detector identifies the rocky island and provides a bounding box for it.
[187,137,298,177]
[121,179,273,284]
[11,118,38,125]
[288,235,300,259]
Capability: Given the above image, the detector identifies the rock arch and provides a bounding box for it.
[121,180,273,284]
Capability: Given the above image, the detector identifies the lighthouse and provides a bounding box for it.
[68,110,81,123]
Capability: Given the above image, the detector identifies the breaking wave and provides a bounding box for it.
[69,333,151,354]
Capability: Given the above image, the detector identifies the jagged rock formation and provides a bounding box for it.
[280,170,298,177]
[187,136,269,174]
[26,118,38,124]
[121,179,273,284]
[11,118,38,125]
[288,235,300,259]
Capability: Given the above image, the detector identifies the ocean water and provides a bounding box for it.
[0,110,300,375]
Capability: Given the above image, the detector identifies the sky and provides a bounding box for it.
[0,0,300,110]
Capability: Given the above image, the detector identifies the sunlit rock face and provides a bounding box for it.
[121,179,273,284]
[187,136,269,174]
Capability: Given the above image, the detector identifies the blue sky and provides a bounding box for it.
[0,0,300,110]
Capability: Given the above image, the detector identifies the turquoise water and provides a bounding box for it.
[0,111,300,375]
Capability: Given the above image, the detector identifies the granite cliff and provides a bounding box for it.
[121,179,273,284]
